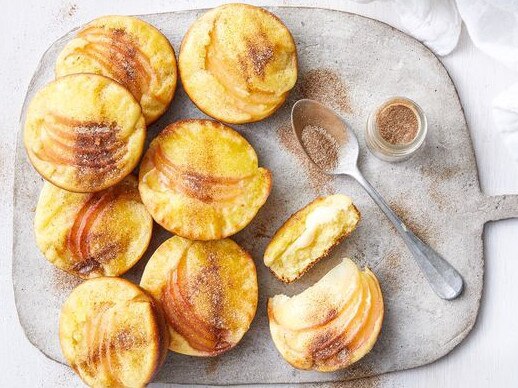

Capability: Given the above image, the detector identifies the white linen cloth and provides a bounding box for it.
[493,83,518,164]
[457,0,518,71]
[456,0,518,164]
[350,0,461,56]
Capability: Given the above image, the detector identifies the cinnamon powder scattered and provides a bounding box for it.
[68,3,77,17]
[300,125,339,171]
[297,69,352,113]
[376,103,419,145]
[389,201,433,244]
[51,267,82,295]
[274,68,354,194]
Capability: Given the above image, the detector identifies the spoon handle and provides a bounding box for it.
[349,169,464,300]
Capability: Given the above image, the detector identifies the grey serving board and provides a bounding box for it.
[13,7,518,386]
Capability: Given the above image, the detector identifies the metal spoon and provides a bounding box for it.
[291,99,464,300]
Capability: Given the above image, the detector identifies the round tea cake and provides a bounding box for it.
[138,119,272,240]
[179,3,298,124]
[56,15,177,124]
[140,236,258,356]
[59,277,169,387]
[24,73,146,193]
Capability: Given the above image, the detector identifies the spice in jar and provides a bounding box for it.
[376,102,419,145]
[365,97,427,162]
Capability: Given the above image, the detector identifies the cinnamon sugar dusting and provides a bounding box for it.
[56,2,78,21]
[327,375,381,388]
[72,257,101,275]
[376,249,402,293]
[278,68,351,191]
[313,335,349,363]
[74,121,121,169]
[40,114,124,180]
[277,123,335,194]
[246,34,274,77]
[51,268,82,294]
[78,324,145,371]
[77,26,156,102]
[206,259,227,330]
[390,201,433,244]
[297,68,352,113]
[116,330,138,351]
[301,125,339,171]
[419,164,460,211]
[110,29,140,89]
[153,146,243,204]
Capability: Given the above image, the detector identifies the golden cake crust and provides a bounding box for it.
[24,73,146,193]
[179,4,298,124]
[34,175,153,279]
[264,195,361,283]
[138,119,272,240]
[59,277,169,387]
[140,236,258,357]
[56,15,177,124]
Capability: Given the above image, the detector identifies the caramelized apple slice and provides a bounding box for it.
[269,257,361,331]
[268,258,384,372]
[77,26,153,101]
[161,256,231,354]
[59,277,169,387]
[67,189,115,273]
[153,145,247,203]
[347,270,384,365]
[140,236,258,356]
[35,175,152,279]
[206,47,281,106]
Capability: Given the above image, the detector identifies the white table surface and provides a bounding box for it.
[1,1,517,387]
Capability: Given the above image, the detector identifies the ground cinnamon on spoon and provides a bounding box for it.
[376,103,419,145]
[300,125,339,171]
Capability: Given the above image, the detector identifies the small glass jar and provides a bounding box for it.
[365,97,427,162]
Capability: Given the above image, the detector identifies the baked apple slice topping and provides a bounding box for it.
[79,302,146,383]
[153,145,248,203]
[37,113,125,171]
[67,190,115,275]
[161,254,231,355]
[268,258,384,372]
[76,26,156,102]
[66,183,135,276]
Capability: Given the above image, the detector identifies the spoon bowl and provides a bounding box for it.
[291,98,464,300]
[291,99,359,175]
